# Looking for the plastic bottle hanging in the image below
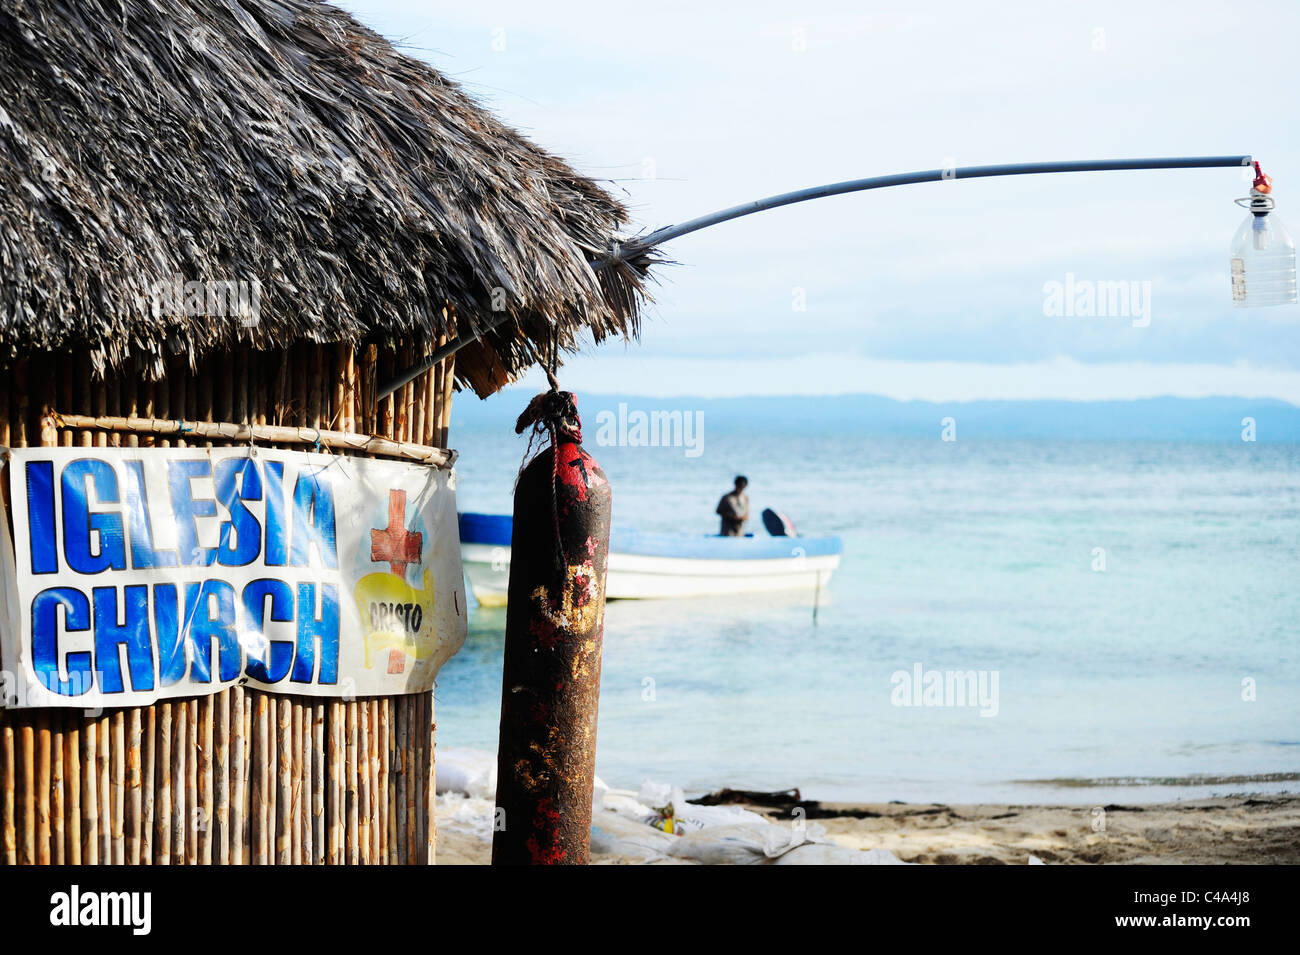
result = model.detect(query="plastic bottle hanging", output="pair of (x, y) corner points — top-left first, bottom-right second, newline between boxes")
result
(1230, 162), (1298, 307)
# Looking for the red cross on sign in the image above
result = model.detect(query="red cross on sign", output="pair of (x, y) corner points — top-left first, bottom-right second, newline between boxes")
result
(370, 489), (422, 577)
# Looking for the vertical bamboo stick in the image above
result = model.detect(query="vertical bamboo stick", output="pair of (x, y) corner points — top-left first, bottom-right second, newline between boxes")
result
(346, 700), (359, 864)
(242, 692), (252, 861)
(171, 701), (187, 864)
(361, 701), (377, 867)
(185, 699), (198, 864)
(428, 693), (437, 865)
(396, 696), (408, 865)
(312, 702), (325, 865)
(413, 350), (427, 450)
(18, 720), (34, 865)
(127, 708), (142, 864)
(292, 702), (304, 865)
(123, 373), (139, 448)
(235, 346), (249, 426)
(65, 717), (80, 865)
(277, 698), (291, 865)
(199, 695), (213, 864)
(141, 706), (155, 864)
(35, 714), (50, 865)
(97, 715), (110, 863)
(412, 694), (424, 865)
(383, 698), (394, 864)
(266, 692), (277, 865)
(368, 699), (381, 863)
(111, 710), (125, 864)
(170, 364), (187, 448)
(215, 690), (230, 865)
(14, 358), (29, 448)
(441, 352), (455, 448)
(327, 703), (342, 864)
(230, 686), (246, 865)
(302, 706), (313, 865)
(430, 357), (442, 446)
(50, 704), (65, 865)
(1, 713), (13, 865)
(155, 703), (171, 864)
(82, 712), (98, 864)
(334, 343), (352, 433)
(254, 693), (269, 865)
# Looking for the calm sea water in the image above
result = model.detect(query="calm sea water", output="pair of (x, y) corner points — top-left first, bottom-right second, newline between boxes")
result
(435, 424), (1300, 804)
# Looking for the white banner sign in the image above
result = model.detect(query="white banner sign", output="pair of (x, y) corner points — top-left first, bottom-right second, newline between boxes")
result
(0, 446), (466, 709)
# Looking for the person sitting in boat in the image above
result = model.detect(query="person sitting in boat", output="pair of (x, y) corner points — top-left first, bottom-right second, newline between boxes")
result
(716, 476), (750, 536)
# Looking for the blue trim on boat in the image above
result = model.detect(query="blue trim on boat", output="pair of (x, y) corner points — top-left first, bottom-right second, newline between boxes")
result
(458, 512), (842, 560)
(458, 511), (514, 547)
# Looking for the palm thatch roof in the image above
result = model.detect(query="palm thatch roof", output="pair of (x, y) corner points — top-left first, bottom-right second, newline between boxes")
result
(0, 0), (656, 396)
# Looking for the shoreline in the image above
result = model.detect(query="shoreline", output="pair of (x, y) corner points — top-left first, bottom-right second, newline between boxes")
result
(435, 792), (1300, 864)
(754, 794), (1300, 864)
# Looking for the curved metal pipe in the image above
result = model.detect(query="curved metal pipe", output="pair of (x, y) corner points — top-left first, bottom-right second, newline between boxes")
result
(378, 155), (1252, 400)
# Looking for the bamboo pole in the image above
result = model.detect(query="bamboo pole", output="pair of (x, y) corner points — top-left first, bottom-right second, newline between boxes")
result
(49, 712), (64, 865)
(293, 701), (304, 865)
(186, 699), (198, 864)
(35, 714), (49, 865)
(242, 691), (253, 861)
(199, 695), (214, 864)
(308, 701), (321, 867)
(230, 686), (246, 865)
(346, 700), (359, 865)
(428, 693), (437, 865)
(18, 718), (33, 865)
(366, 696), (379, 862)
(49, 414), (455, 465)
(267, 693), (277, 865)
(111, 710), (125, 864)
(396, 696), (408, 865)
(328, 703), (343, 864)
(431, 350), (447, 446)
(81, 712), (98, 864)
(97, 715), (110, 863)
(277, 698), (291, 865)
(1, 713), (13, 865)
(171, 701), (187, 865)
(412, 694), (424, 865)
(214, 691), (229, 864)
(65, 715), (81, 866)
(383, 699), (394, 864)
(141, 706), (155, 865)
(127, 708), (143, 864)
(155, 703), (171, 864)
(254, 694), (269, 865)
(359, 700), (372, 865)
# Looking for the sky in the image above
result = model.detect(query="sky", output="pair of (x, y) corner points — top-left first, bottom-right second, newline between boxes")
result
(339, 0), (1300, 402)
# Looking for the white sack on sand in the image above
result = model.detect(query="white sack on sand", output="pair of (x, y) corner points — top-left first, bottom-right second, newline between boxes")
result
(435, 748), (498, 799)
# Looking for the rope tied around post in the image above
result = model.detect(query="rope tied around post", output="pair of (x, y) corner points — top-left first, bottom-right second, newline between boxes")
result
(514, 333), (583, 584)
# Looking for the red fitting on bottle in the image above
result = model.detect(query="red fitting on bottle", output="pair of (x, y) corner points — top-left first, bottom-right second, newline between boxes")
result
(1252, 161), (1273, 195)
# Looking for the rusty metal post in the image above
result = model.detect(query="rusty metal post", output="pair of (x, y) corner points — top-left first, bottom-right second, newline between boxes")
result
(492, 393), (611, 865)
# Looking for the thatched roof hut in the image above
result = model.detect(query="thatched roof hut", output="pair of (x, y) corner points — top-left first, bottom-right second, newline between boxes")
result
(0, 0), (652, 397)
(0, 0), (655, 867)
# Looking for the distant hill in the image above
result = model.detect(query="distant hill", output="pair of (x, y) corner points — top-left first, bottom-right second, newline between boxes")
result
(452, 392), (1300, 443)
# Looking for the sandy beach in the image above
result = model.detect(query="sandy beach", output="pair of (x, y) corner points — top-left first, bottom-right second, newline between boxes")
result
(435, 793), (1300, 865)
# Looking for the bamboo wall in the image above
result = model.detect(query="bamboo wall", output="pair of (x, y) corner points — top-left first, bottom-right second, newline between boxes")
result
(0, 340), (456, 864)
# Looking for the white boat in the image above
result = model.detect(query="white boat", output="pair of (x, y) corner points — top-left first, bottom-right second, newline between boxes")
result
(459, 512), (842, 606)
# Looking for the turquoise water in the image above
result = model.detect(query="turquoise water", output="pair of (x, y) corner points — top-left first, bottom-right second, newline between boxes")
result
(436, 424), (1300, 804)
